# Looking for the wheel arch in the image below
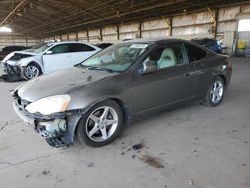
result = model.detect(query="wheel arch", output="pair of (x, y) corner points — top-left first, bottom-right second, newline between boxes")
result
(72, 97), (131, 142)
(218, 74), (227, 86)
(110, 97), (131, 125)
(27, 61), (43, 74)
(73, 97), (131, 130)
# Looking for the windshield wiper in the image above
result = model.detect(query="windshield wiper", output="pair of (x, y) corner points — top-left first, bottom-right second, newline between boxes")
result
(86, 66), (117, 73)
(77, 64), (121, 73)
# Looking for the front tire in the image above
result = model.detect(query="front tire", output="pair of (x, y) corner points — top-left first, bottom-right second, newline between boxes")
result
(23, 63), (41, 80)
(76, 100), (123, 147)
(204, 76), (225, 106)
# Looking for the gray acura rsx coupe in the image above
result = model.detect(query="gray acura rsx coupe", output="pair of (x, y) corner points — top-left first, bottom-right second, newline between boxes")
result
(12, 38), (232, 147)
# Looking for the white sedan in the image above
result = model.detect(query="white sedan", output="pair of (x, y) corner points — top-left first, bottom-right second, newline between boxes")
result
(2, 41), (101, 80)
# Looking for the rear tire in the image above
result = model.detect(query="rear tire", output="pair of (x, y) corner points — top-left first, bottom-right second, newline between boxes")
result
(204, 76), (224, 107)
(23, 63), (41, 80)
(76, 100), (123, 147)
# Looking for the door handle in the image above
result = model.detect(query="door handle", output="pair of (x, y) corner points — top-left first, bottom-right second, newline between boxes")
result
(184, 71), (199, 77)
(184, 72), (192, 77)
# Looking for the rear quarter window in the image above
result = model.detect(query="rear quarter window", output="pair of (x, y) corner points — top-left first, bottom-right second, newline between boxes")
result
(185, 43), (207, 63)
(2, 47), (13, 51)
(15, 46), (26, 51)
(69, 43), (95, 52)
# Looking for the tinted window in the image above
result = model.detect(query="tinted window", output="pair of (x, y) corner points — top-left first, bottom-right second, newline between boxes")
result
(185, 43), (207, 62)
(69, 43), (95, 52)
(15, 46), (25, 51)
(2, 46), (14, 51)
(192, 39), (203, 45)
(50, 44), (71, 54)
(143, 43), (186, 70)
(205, 39), (215, 47)
(2, 46), (25, 52)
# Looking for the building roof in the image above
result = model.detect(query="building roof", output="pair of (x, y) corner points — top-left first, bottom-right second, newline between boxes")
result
(0, 0), (249, 37)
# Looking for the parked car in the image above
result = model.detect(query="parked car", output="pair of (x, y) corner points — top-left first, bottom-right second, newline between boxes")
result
(0, 45), (27, 60)
(2, 41), (101, 80)
(191, 38), (223, 54)
(12, 38), (232, 147)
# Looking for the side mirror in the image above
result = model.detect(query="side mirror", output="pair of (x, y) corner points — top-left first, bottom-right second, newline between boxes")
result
(141, 60), (157, 74)
(45, 50), (52, 55)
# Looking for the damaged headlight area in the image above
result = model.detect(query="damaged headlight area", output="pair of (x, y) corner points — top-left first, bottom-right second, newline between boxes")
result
(13, 93), (81, 147)
(25, 95), (71, 115)
(3, 63), (22, 78)
(36, 119), (67, 138)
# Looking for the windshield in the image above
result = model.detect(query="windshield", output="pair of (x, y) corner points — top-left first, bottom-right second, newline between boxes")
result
(81, 43), (151, 72)
(30, 43), (53, 53)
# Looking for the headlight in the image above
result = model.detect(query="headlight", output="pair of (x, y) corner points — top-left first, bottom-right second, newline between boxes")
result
(16, 60), (22, 66)
(25, 95), (70, 115)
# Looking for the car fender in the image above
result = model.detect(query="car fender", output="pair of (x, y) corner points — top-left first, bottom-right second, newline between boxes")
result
(69, 93), (132, 117)
(67, 78), (133, 121)
(18, 57), (35, 66)
(65, 95), (131, 144)
(23, 54), (44, 73)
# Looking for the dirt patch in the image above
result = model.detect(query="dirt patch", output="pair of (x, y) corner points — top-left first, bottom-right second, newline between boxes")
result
(42, 170), (50, 175)
(87, 162), (94, 168)
(132, 143), (144, 150)
(140, 155), (165, 169)
(120, 141), (145, 156)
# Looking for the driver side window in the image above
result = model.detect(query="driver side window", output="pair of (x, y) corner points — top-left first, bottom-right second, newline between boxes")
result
(50, 44), (70, 54)
(143, 44), (186, 70)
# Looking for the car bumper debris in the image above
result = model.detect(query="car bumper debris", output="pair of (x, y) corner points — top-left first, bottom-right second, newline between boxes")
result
(12, 91), (82, 147)
(3, 62), (23, 81)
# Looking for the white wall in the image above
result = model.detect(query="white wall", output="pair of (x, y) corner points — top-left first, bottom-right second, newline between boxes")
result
(42, 3), (250, 55)
(48, 4), (248, 41)
(0, 34), (40, 48)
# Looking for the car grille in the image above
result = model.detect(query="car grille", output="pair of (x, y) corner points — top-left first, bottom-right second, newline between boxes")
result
(4, 63), (21, 75)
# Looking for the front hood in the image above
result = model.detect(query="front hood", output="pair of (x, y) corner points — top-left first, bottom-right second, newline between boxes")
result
(3, 51), (37, 62)
(12, 51), (37, 56)
(17, 67), (116, 102)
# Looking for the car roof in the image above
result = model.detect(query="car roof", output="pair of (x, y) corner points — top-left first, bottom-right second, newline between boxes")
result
(191, 38), (216, 41)
(123, 38), (190, 44)
(3, 45), (26, 48)
(45, 41), (92, 45)
(124, 38), (215, 54)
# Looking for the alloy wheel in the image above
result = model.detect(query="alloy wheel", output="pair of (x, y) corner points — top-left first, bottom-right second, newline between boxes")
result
(24, 66), (40, 79)
(85, 106), (118, 142)
(210, 80), (224, 104)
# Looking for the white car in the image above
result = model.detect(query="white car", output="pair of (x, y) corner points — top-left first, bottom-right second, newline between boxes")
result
(2, 41), (101, 80)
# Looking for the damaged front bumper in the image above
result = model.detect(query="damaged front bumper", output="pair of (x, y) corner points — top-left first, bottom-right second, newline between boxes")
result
(13, 95), (82, 147)
(3, 62), (23, 80)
